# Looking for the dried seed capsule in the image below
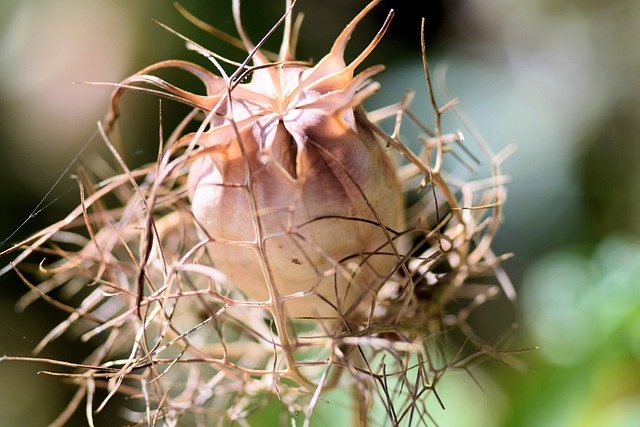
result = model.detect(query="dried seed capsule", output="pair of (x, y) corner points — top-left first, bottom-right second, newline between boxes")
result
(185, 1), (404, 321)
(103, 0), (404, 322)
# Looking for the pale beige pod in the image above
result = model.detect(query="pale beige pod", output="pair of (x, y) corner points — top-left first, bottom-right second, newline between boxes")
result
(186, 0), (404, 321)
(105, 0), (404, 322)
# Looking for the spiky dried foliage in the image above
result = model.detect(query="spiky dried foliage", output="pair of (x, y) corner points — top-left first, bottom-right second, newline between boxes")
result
(1, 0), (515, 425)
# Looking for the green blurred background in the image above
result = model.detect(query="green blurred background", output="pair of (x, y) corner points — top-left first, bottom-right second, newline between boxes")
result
(1, 0), (639, 425)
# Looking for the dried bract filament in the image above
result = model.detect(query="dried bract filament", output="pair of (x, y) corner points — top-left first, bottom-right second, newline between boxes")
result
(110, 0), (404, 323)
(0, 0), (515, 425)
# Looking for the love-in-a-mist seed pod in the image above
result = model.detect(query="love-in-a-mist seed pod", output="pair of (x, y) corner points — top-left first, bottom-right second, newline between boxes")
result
(185, 2), (404, 323)
(109, 0), (405, 326)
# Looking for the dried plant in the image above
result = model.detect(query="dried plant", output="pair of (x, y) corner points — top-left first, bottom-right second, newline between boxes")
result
(1, 0), (516, 425)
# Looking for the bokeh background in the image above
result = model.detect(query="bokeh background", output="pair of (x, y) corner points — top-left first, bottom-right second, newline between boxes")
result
(1, 0), (639, 425)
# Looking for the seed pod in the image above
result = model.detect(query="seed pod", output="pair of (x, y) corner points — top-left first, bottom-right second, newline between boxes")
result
(186, 0), (404, 321)
(104, 0), (403, 323)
